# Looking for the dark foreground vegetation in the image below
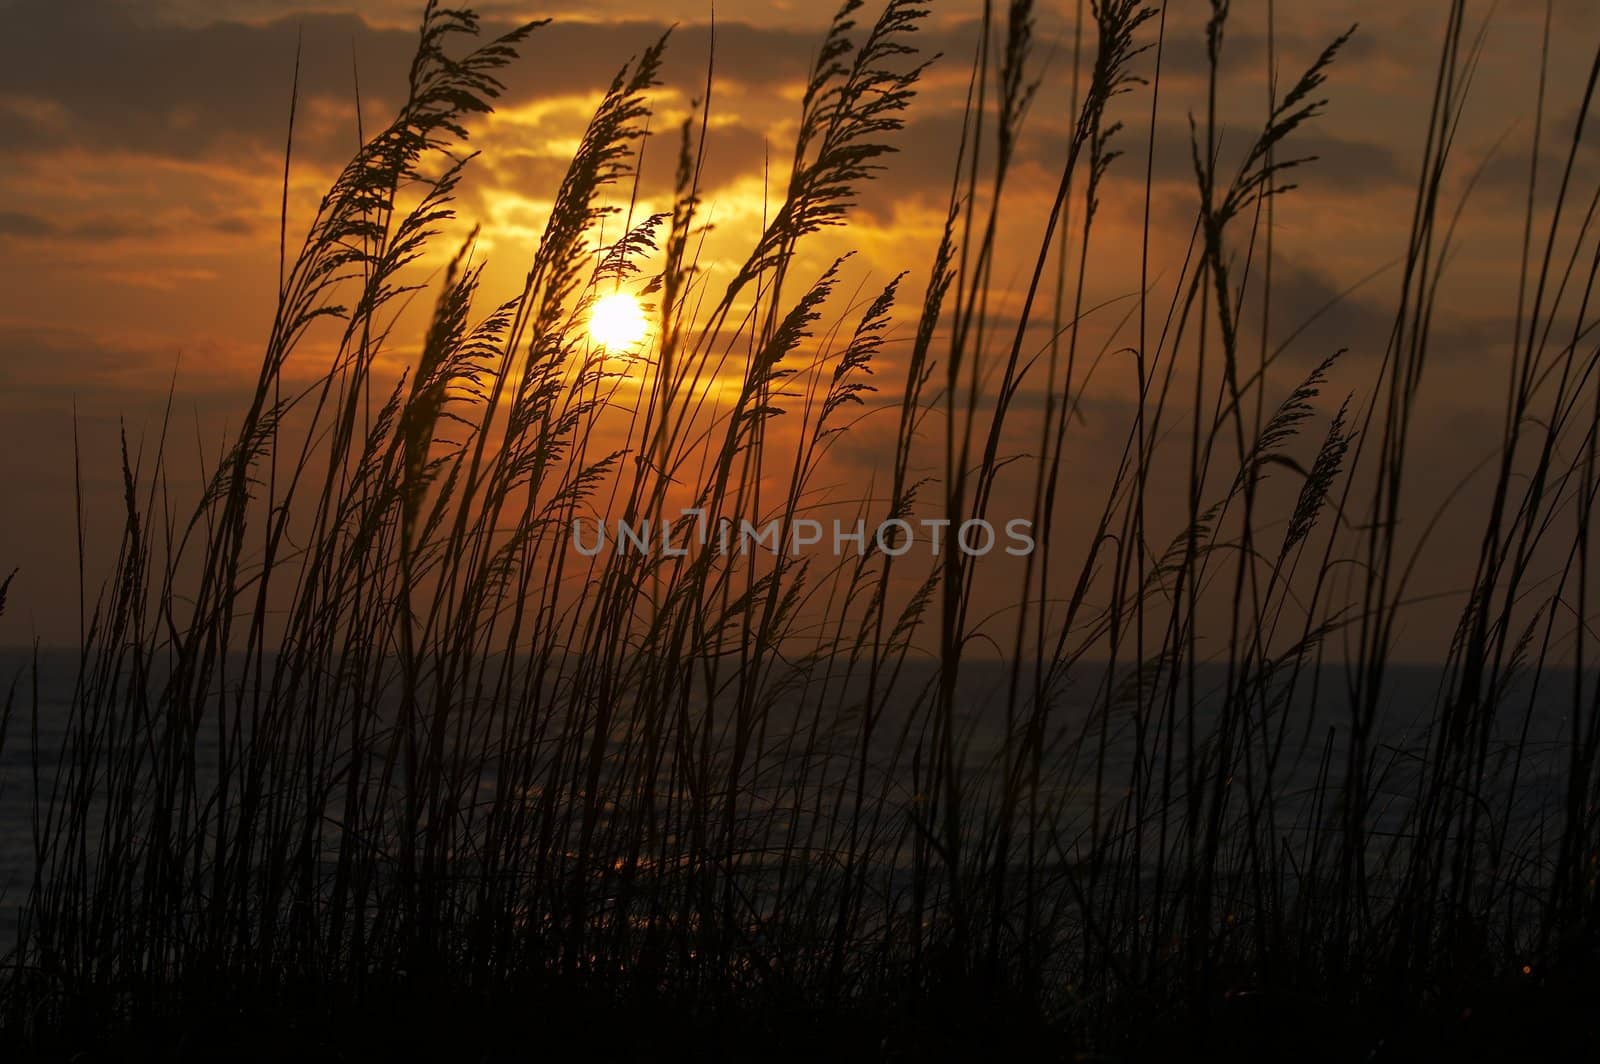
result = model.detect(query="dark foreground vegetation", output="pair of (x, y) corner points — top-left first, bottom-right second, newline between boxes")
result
(4, 0), (1600, 1058)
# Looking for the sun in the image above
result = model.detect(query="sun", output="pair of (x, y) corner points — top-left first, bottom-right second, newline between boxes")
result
(588, 291), (649, 351)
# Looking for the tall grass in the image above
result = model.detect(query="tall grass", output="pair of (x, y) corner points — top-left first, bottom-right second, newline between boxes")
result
(4, 0), (1600, 1058)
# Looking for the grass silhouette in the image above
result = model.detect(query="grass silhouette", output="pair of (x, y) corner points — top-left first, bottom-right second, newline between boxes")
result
(3, 0), (1600, 1059)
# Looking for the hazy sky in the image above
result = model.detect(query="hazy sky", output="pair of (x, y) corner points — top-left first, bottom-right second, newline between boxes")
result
(1, 0), (1596, 652)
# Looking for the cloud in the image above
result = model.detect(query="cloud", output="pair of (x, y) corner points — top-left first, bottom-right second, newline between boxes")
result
(0, 0), (1589, 652)
(0, 324), (179, 400)
(2, 1), (411, 167)
(0, 322), (262, 406)
(0, 207), (248, 243)
(0, 3), (869, 172)
(0, 210), (53, 238)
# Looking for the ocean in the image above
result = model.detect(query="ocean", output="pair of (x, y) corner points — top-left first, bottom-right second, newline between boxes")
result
(0, 649), (1580, 954)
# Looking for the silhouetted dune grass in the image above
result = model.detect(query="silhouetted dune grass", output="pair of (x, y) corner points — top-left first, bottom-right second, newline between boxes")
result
(3, 0), (1600, 1059)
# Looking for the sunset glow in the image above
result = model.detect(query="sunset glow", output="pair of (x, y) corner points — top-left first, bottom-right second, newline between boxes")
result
(5, 2), (1600, 1057)
(588, 291), (649, 351)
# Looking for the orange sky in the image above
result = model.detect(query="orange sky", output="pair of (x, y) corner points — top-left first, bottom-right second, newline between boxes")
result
(1, 0), (1596, 655)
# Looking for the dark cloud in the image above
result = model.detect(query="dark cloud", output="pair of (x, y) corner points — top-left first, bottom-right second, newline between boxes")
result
(0, 1), (909, 171)
(1284, 131), (1407, 192)
(0, 0), (1403, 223)
(0, 324), (168, 398)
(2, 0), (410, 166)
(861, 45), (1410, 219)
(1240, 260), (1521, 380)
(1474, 133), (1598, 199)
(1249, 262), (1399, 367)
(0, 324), (254, 405)
(1128, 10), (1379, 87)
(0, 210), (53, 238)
(0, 207), (258, 243)
(0, 211), (152, 242)
(1133, 117), (1406, 195)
